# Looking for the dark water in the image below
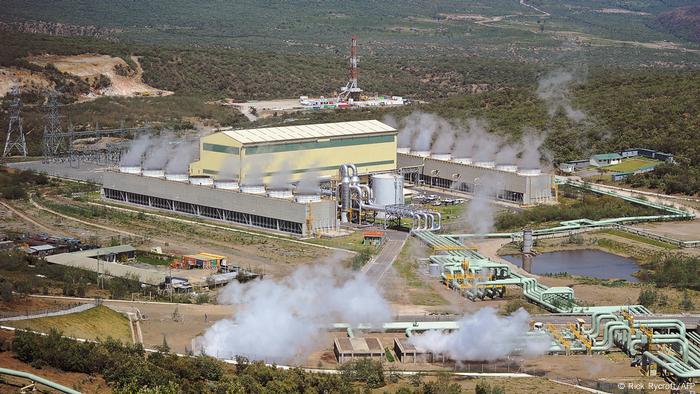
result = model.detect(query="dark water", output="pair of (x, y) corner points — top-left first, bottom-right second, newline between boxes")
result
(502, 250), (639, 282)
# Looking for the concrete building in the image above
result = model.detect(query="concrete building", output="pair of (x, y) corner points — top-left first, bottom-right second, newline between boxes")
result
(397, 153), (555, 205)
(590, 153), (622, 167)
(189, 120), (397, 184)
(333, 337), (384, 363)
(102, 171), (338, 236)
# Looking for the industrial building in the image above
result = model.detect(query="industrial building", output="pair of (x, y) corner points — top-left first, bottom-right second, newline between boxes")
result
(104, 119), (444, 236)
(102, 171), (338, 236)
(397, 152), (555, 205)
(189, 120), (397, 184)
(333, 337), (384, 363)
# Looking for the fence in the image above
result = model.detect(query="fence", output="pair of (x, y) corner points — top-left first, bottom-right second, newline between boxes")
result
(0, 301), (94, 321)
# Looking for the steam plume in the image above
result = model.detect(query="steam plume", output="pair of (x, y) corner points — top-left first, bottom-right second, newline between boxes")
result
(143, 134), (174, 170)
(199, 262), (391, 363)
(120, 133), (152, 166)
(165, 139), (198, 174)
(463, 173), (503, 235)
(536, 70), (585, 123)
(408, 307), (550, 361)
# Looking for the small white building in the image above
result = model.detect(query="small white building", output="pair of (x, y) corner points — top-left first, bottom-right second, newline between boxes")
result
(590, 153), (623, 167)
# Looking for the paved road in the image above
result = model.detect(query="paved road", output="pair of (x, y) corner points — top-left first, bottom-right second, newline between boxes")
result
(362, 230), (409, 285)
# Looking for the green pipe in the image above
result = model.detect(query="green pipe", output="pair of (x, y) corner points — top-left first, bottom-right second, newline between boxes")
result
(645, 352), (700, 379)
(0, 368), (81, 394)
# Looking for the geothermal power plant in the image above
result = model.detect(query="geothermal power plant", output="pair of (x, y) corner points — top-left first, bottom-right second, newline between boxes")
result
(103, 119), (555, 236)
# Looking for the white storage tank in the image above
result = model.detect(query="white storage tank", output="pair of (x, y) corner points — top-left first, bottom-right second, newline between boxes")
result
(119, 166), (141, 175)
(240, 185), (266, 195)
(429, 262), (440, 277)
(431, 153), (452, 161)
(267, 189), (294, 199)
(371, 173), (404, 208)
(452, 157), (473, 165)
(189, 176), (214, 186)
(411, 151), (431, 158)
(473, 161), (496, 169)
(142, 169), (165, 178)
(517, 168), (542, 176)
(165, 173), (189, 182)
(213, 180), (240, 190)
(295, 194), (322, 203)
(495, 164), (518, 173)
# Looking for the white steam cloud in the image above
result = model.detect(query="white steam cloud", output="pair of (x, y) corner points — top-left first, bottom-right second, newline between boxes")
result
(165, 139), (198, 174)
(536, 70), (585, 123)
(463, 173), (503, 235)
(199, 262), (391, 363)
(120, 133), (152, 166)
(408, 307), (550, 361)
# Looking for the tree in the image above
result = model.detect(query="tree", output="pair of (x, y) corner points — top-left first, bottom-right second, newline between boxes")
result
(340, 358), (385, 388)
(637, 288), (657, 307)
(680, 290), (695, 311)
(0, 281), (13, 302)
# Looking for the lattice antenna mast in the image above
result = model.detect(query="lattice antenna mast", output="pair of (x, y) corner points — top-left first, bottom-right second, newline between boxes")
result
(339, 35), (363, 100)
(3, 86), (27, 157)
(42, 91), (65, 158)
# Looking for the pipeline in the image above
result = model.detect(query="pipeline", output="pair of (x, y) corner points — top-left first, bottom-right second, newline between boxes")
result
(0, 368), (81, 394)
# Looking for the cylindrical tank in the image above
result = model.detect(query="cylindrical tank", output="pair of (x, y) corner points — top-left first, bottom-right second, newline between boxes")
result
(517, 168), (542, 176)
(142, 169), (165, 178)
(371, 173), (404, 207)
(189, 176), (214, 186)
(430, 153), (452, 161)
(119, 166), (141, 175)
(452, 157), (473, 165)
(429, 263), (440, 277)
(213, 180), (240, 190)
(473, 161), (495, 169)
(396, 147), (411, 154)
(164, 173), (189, 182)
(295, 194), (322, 203)
(522, 228), (534, 254)
(495, 164), (518, 173)
(411, 151), (431, 158)
(240, 185), (266, 195)
(267, 189), (294, 199)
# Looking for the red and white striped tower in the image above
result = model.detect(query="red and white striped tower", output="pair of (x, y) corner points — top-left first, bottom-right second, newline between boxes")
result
(340, 35), (362, 100)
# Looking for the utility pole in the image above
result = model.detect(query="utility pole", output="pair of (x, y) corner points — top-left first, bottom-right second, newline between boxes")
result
(2, 86), (28, 158)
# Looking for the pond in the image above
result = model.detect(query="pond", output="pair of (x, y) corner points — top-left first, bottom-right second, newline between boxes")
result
(501, 249), (640, 282)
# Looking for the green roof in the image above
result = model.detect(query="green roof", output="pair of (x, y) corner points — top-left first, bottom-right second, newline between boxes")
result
(592, 153), (623, 160)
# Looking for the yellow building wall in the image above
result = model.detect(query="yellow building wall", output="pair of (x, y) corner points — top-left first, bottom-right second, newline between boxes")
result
(190, 132), (397, 184)
(189, 133), (243, 178)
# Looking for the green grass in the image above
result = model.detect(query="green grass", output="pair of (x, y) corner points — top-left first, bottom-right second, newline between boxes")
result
(307, 230), (369, 253)
(7, 305), (132, 342)
(599, 229), (679, 250)
(603, 158), (661, 173)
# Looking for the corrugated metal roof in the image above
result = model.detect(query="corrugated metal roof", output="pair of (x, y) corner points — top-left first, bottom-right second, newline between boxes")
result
(592, 153), (623, 160)
(221, 120), (395, 144)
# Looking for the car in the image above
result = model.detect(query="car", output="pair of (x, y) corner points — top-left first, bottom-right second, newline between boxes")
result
(431, 201), (442, 206)
(454, 198), (465, 205)
(443, 199), (455, 205)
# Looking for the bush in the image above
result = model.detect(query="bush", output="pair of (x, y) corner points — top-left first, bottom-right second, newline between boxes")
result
(340, 358), (385, 388)
(0, 281), (13, 302)
(351, 248), (374, 271)
(638, 288), (657, 307)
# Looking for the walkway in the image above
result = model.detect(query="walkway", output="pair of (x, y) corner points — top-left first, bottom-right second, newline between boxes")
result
(361, 230), (409, 285)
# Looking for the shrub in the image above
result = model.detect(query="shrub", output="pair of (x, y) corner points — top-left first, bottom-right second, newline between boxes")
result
(340, 358), (385, 388)
(637, 288), (657, 307)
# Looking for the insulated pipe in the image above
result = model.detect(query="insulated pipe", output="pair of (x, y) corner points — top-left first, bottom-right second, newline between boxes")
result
(0, 368), (81, 394)
(350, 185), (364, 220)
